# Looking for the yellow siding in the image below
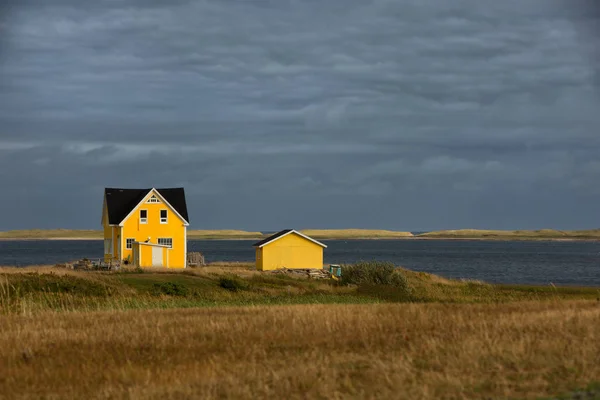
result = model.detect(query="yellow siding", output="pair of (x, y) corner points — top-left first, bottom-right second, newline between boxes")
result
(102, 208), (112, 261)
(255, 248), (263, 270)
(133, 243), (169, 268)
(103, 190), (187, 268)
(102, 205), (121, 262)
(257, 233), (323, 271)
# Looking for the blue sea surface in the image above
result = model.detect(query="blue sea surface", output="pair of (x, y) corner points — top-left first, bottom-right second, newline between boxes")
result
(1, 239), (599, 286)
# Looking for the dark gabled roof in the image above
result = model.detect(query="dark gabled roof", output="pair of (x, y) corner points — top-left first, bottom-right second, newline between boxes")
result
(252, 229), (327, 248)
(154, 188), (189, 223)
(252, 229), (293, 247)
(104, 188), (189, 225)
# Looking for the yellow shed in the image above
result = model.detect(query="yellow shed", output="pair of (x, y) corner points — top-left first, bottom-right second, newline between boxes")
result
(253, 229), (327, 271)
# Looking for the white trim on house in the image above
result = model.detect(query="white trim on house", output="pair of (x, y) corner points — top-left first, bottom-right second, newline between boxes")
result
(184, 226), (187, 268)
(157, 237), (173, 248)
(111, 228), (115, 257)
(254, 229), (328, 248)
(134, 241), (171, 248)
(146, 195), (160, 203)
(160, 209), (168, 224)
(118, 188), (189, 227)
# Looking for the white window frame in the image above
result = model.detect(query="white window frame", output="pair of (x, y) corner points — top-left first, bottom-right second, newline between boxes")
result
(158, 238), (172, 248)
(146, 195), (160, 204)
(140, 209), (148, 224)
(126, 238), (135, 250)
(160, 209), (168, 224)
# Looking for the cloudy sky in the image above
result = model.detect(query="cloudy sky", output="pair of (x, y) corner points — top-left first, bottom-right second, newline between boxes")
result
(0, 0), (599, 231)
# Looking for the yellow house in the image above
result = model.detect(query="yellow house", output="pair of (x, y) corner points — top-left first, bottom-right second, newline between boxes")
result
(101, 187), (190, 268)
(253, 229), (327, 271)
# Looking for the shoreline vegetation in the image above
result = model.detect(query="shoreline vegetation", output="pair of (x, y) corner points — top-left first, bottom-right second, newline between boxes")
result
(0, 262), (599, 399)
(2, 228), (600, 241)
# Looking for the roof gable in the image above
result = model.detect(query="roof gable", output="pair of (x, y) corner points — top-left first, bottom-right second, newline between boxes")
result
(252, 229), (327, 248)
(104, 188), (189, 225)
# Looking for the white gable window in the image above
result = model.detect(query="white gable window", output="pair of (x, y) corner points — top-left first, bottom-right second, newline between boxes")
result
(158, 238), (172, 248)
(160, 209), (168, 224)
(126, 238), (135, 249)
(140, 209), (148, 224)
(146, 195), (160, 204)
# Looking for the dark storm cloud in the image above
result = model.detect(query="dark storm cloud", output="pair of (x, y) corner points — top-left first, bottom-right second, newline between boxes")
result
(1, 0), (600, 230)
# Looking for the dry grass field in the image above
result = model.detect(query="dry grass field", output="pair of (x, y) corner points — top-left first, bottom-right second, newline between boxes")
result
(1, 264), (599, 399)
(1, 301), (599, 399)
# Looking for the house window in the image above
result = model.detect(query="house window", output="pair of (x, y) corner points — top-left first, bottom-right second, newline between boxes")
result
(158, 238), (172, 248)
(140, 209), (147, 224)
(160, 209), (168, 224)
(126, 238), (134, 249)
(147, 195), (160, 204)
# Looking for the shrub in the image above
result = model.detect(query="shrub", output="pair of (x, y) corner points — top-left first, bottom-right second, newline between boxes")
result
(219, 276), (249, 292)
(341, 261), (411, 293)
(2, 273), (111, 297)
(151, 282), (188, 296)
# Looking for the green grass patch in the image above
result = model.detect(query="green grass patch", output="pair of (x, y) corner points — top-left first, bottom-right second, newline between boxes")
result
(536, 382), (600, 400)
(1, 263), (598, 315)
(0, 272), (113, 297)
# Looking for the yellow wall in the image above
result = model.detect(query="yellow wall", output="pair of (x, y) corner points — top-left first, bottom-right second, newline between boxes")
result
(255, 248), (263, 270)
(133, 243), (169, 268)
(102, 191), (187, 268)
(102, 206), (120, 262)
(257, 233), (324, 271)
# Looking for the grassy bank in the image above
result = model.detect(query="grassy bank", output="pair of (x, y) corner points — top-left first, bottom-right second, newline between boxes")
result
(300, 229), (414, 239)
(0, 263), (598, 313)
(417, 229), (600, 240)
(1, 265), (599, 399)
(187, 230), (263, 239)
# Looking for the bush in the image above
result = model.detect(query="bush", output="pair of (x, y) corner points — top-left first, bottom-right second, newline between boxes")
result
(219, 276), (249, 292)
(341, 261), (411, 292)
(151, 282), (188, 296)
(3, 273), (111, 297)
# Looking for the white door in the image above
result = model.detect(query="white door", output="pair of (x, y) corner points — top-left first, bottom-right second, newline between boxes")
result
(152, 247), (163, 267)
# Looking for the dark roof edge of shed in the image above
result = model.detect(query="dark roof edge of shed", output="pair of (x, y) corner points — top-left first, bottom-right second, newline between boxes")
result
(252, 229), (327, 248)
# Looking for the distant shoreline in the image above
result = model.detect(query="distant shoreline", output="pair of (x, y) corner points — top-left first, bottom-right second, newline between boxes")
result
(2, 228), (600, 241)
(1, 235), (600, 242)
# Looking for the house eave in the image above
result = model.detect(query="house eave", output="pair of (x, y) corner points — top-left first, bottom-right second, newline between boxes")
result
(254, 229), (327, 249)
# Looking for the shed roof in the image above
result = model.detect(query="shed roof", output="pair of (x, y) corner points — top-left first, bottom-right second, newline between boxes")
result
(104, 188), (189, 225)
(252, 229), (327, 248)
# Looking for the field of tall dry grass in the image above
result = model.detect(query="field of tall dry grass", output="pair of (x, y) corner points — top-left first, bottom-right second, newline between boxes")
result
(0, 301), (599, 399)
(1, 265), (599, 399)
